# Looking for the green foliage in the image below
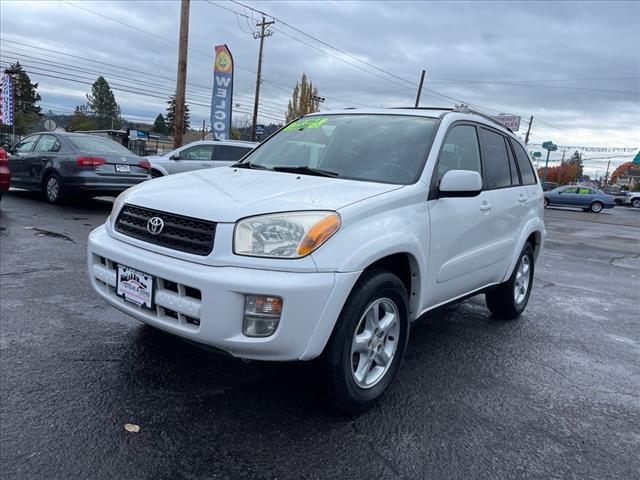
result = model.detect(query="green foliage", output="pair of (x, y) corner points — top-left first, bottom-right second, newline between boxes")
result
(166, 95), (190, 136)
(152, 113), (167, 134)
(285, 72), (320, 123)
(86, 76), (122, 129)
(69, 105), (95, 131)
(2, 62), (42, 135)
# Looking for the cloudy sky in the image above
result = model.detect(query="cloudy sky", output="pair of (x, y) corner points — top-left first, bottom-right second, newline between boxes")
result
(1, 0), (639, 176)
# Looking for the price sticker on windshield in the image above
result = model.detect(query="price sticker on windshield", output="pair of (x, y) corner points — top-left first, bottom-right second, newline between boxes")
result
(283, 118), (328, 132)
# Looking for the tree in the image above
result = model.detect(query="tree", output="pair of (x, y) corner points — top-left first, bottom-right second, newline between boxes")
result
(86, 76), (122, 129)
(537, 164), (581, 185)
(285, 72), (320, 122)
(69, 105), (95, 131)
(565, 150), (584, 179)
(2, 62), (42, 135)
(152, 113), (167, 134)
(166, 95), (190, 136)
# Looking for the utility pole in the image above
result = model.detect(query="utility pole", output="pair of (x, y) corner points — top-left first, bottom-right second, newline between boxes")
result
(202, 119), (205, 140)
(414, 70), (426, 107)
(558, 147), (565, 183)
(251, 15), (274, 142)
(173, 0), (190, 149)
(524, 115), (533, 144)
(603, 159), (612, 189)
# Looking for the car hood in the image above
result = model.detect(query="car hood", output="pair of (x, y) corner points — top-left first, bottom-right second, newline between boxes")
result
(119, 167), (403, 222)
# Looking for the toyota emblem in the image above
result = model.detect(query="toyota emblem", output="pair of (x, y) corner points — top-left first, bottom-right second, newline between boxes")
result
(147, 217), (164, 235)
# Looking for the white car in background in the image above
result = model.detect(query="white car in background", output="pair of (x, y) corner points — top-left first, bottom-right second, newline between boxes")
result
(147, 139), (257, 177)
(88, 107), (545, 411)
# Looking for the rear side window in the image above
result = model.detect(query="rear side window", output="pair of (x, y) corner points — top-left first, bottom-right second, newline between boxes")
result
(479, 128), (511, 189)
(511, 141), (537, 185)
(436, 125), (481, 183)
(213, 145), (252, 161)
(34, 135), (61, 153)
(578, 188), (593, 194)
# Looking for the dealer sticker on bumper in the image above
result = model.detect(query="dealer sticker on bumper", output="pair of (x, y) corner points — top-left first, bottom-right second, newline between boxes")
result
(116, 265), (154, 309)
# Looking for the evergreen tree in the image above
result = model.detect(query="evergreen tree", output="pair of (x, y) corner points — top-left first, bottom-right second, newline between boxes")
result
(166, 95), (190, 136)
(85, 76), (122, 129)
(2, 62), (42, 135)
(69, 105), (95, 131)
(152, 113), (167, 134)
(286, 72), (319, 122)
(565, 150), (584, 178)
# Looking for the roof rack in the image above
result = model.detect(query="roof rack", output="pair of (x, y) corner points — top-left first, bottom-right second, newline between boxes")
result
(388, 106), (455, 111)
(454, 105), (514, 133)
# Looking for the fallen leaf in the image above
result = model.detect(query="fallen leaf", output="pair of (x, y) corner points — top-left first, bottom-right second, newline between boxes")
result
(124, 423), (140, 433)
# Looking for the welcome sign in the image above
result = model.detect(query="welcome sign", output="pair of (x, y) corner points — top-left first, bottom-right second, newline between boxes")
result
(210, 44), (234, 140)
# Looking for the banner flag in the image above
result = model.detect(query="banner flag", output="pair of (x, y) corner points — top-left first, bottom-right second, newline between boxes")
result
(0, 74), (15, 127)
(210, 44), (234, 140)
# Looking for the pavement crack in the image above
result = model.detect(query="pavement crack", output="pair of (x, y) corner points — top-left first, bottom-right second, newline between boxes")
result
(351, 420), (402, 478)
(608, 253), (640, 265)
(24, 227), (76, 243)
(0, 266), (65, 276)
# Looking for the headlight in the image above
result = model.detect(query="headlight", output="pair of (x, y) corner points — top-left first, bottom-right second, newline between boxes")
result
(110, 192), (126, 224)
(234, 211), (341, 258)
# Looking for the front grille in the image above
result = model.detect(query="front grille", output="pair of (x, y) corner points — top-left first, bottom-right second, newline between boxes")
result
(115, 204), (215, 256)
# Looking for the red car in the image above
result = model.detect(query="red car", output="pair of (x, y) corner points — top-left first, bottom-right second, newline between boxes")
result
(0, 147), (10, 201)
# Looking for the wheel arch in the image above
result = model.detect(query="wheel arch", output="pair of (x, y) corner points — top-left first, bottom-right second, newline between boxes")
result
(501, 220), (545, 283)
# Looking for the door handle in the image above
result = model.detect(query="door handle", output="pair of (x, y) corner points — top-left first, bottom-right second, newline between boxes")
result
(518, 194), (528, 203)
(200, 162), (213, 166)
(480, 201), (493, 211)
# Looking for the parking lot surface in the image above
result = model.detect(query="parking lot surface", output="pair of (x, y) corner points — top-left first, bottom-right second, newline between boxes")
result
(1, 191), (639, 479)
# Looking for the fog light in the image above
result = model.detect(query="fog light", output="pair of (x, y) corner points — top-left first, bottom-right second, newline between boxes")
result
(243, 295), (283, 337)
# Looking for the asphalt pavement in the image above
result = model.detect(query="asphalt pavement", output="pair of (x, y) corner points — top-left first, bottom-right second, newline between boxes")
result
(1, 190), (639, 480)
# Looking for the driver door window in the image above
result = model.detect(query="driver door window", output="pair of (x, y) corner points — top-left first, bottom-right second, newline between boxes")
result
(436, 125), (481, 184)
(14, 136), (40, 153)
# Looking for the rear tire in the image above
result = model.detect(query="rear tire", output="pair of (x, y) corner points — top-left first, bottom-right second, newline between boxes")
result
(43, 173), (65, 204)
(632, 198), (640, 209)
(544, 197), (549, 208)
(590, 201), (603, 213)
(322, 269), (410, 413)
(485, 243), (534, 319)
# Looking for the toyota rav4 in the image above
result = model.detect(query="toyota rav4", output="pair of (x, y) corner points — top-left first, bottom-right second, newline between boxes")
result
(88, 107), (545, 411)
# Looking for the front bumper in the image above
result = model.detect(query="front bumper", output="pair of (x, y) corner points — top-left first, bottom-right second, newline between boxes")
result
(88, 225), (360, 360)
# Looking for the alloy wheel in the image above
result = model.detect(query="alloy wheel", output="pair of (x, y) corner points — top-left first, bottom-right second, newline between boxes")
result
(350, 298), (400, 389)
(513, 255), (531, 306)
(46, 176), (59, 202)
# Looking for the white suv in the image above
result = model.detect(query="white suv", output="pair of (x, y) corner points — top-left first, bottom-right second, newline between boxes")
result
(88, 108), (545, 411)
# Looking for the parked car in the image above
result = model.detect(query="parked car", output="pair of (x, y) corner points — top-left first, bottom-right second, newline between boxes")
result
(7, 132), (151, 204)
(0, 147), (10, 202)
(146, 140), (257, 177)
(603, 188), (629, 206)
(540, 181), (558, 192)
(625, 191), (640, 208)
(544, 185), (615, 213)
(88, 108), (546, 411)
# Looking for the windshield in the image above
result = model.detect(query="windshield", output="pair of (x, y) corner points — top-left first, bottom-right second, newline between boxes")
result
(239, 114), (438, 184)
(68, 135), (132, 154)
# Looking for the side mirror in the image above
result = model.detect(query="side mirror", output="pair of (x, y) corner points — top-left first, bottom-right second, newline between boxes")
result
(169, 154), (179, 160)
(438, 170), (482, 198)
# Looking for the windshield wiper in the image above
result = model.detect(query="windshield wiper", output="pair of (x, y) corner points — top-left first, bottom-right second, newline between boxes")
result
(233, 162), (270, 170)
(271, 165), (340, 178)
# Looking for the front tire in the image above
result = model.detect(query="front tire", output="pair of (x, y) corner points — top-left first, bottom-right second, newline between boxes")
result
(485, 243), (534, 319)
(632, 198), (640, 209)
(544, 197), (549, 208)
(44, 173), (65, 204)
(590, 201), (603, 213)
(322, 269), (410, 413)
(151, 170), (163, 179)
